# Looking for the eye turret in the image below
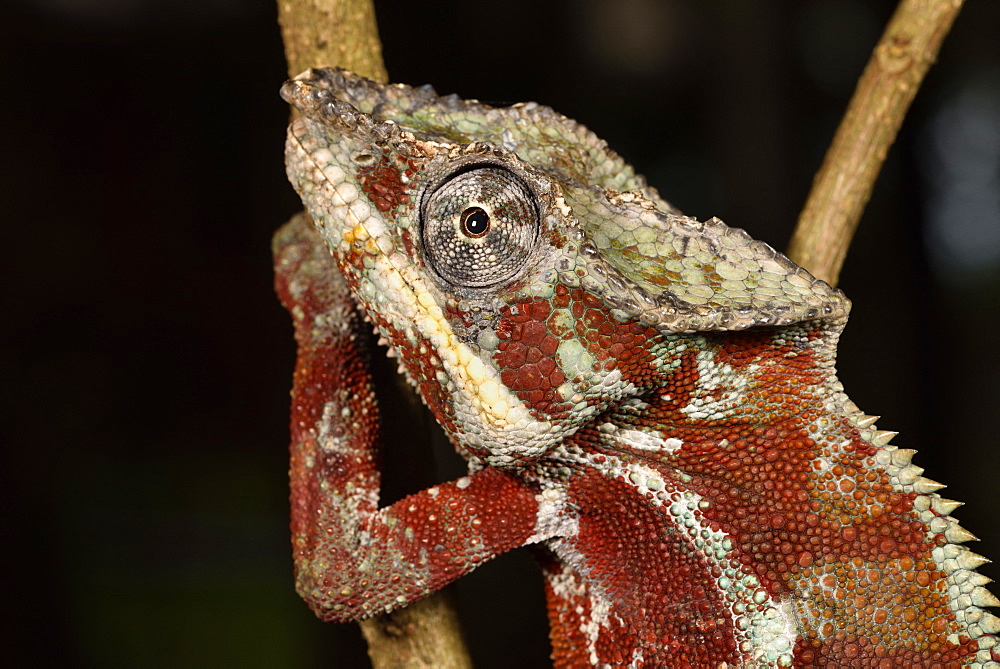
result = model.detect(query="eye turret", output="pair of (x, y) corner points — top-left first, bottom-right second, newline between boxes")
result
(422, 166), (539, 288)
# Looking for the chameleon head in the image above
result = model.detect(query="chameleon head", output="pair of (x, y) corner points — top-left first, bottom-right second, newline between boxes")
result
(281, 68), (849, 467)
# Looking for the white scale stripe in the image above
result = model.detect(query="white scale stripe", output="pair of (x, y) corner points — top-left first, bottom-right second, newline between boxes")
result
(619, 457), (797, 667)
(550, 442), (799, 667)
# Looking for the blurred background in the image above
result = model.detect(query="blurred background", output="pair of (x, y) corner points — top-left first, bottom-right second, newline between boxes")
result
(3, 0), (998, 666)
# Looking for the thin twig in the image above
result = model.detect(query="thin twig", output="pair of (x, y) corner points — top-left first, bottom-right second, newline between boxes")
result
(787, 0), (964, 285)
(277, 0), (387, 81)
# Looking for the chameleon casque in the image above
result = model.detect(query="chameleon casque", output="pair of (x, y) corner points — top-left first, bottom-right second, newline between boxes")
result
(274, 68), (999, 667)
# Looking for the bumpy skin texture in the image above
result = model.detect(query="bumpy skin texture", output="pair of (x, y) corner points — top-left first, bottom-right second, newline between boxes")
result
(275, 68), (999, 667)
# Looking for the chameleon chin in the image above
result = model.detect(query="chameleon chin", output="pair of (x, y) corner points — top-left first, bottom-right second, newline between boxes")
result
(274, 68), (999, 667)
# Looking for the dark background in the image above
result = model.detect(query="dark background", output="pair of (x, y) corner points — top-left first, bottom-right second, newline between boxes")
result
(4, 0), (998, 666)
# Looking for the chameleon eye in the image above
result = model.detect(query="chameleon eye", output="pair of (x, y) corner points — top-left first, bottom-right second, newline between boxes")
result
(422, 166), (538, 288)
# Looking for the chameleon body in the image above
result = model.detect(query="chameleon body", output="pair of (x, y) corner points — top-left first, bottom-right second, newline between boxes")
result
(274, 68), (999, 667)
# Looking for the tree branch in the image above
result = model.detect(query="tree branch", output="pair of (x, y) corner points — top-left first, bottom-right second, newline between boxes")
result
(360, 594), (473, 669)
(277, 0), (387, 81)
(787, 0), (964, 285)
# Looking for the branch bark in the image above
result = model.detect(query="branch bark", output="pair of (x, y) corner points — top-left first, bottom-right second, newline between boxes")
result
(276, 2), (472, 667)
(360, 594), (473, 669)
(277, 0), (387, 81)
(787, 0), (964, 285)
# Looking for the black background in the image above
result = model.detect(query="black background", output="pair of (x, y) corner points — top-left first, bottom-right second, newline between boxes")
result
(4, 1), (999, 666)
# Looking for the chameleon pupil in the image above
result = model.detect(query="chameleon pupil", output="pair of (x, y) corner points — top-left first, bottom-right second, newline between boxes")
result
(461, 207), (490, 237)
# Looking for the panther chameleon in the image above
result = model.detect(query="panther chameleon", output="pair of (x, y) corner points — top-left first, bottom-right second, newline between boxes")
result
(273, 68), (999, 667)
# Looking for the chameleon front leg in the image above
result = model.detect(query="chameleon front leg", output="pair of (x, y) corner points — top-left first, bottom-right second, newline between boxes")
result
(273, 214), (549, 622)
